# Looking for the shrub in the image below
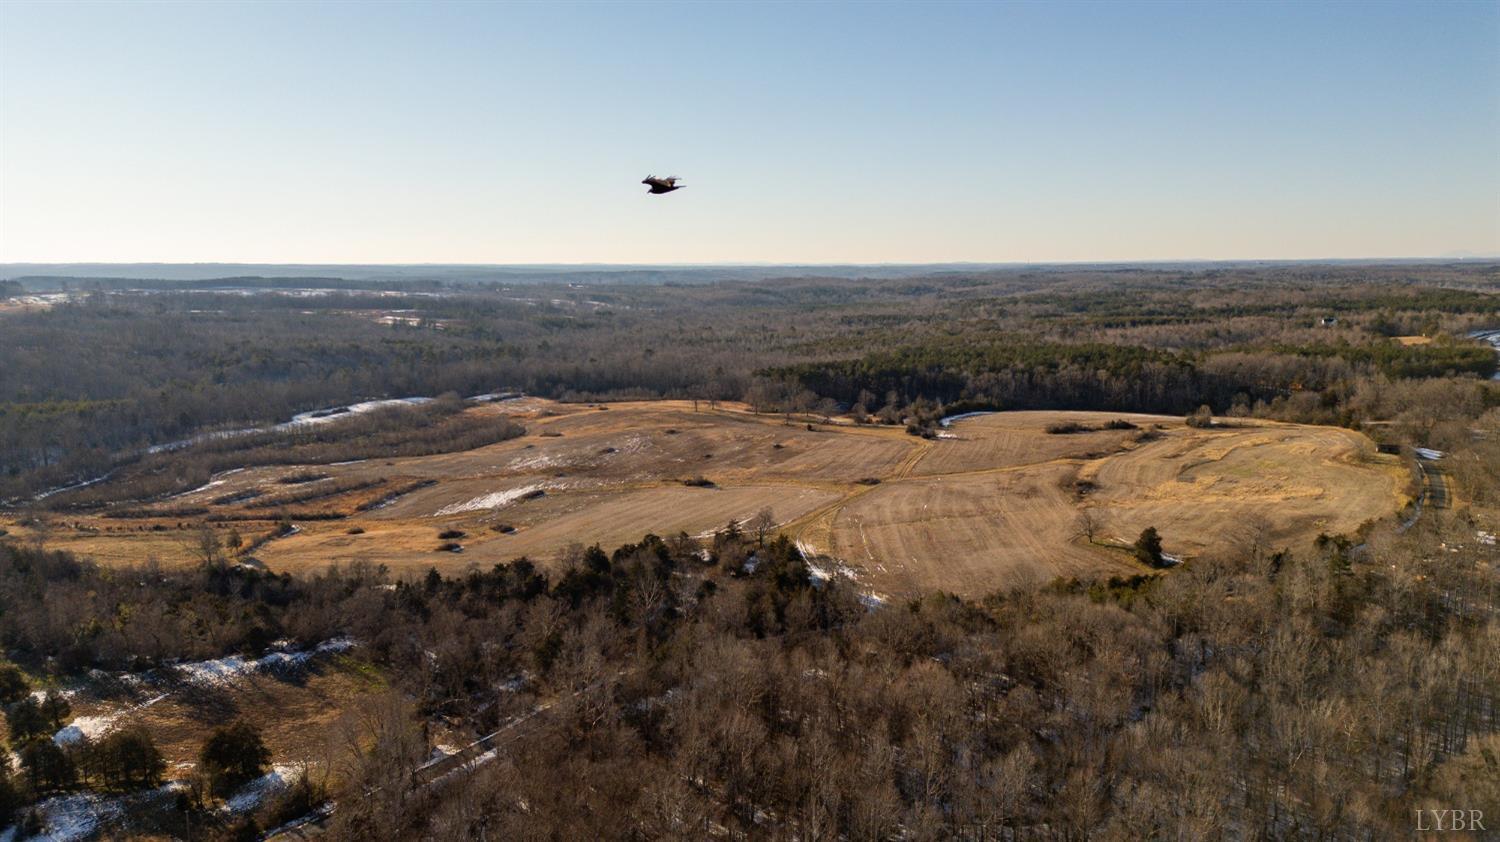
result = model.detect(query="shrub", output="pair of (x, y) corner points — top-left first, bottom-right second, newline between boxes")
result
(437, 542), (463, 552)
(1045, 421), (1091, 435)
(277, 471), (329, 485)
(1185, 406), (1214, 428)
(200, 721), (270, 797)
(4, 697), (50, 743)
(0, 663), (29, 705)
(437, 529), (465, 540)
(1134, 527), (1165, 567)
(682, 476), (715, 488)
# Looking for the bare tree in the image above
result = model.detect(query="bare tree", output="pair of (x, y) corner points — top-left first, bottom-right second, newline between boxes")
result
(189, 525), (225, 570)
(1074, 509), (1101, 544)
(749, 508), (776, 546)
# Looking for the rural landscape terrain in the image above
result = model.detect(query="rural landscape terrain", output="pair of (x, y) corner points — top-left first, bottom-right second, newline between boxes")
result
(6, 398), (1407, 600)
(0, 262), (1496, 840)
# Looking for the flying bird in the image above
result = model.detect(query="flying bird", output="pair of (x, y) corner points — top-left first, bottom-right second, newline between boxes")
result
(642, 175), (683, 195)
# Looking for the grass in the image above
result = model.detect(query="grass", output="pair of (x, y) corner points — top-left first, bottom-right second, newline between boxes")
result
(7, 399), (1408, 597)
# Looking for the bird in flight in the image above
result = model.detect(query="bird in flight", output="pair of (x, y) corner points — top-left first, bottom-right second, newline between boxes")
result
(642, 175), (683, 195)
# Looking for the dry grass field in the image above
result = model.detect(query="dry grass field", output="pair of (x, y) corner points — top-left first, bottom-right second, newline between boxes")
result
(0, 651), (390, 774)
(4, 400), (1411, 598)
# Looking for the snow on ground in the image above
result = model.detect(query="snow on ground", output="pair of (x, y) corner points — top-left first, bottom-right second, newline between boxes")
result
(23, 792), (125, 842)
(224, 764), (298, 813)
(796, 540), (893, 609)
(794, 539), (820, 562)
(1478, 531), (1496, 546)
(286, 397), (432, 427)
(168, 477), (228, 500)
(435, 483), (548, 516)
(32, 471), (116, 501)
(505, 451), (566, 471)
(53, 708), (135, 745)
(939, 411), (997, 428)
(45, 640), (354, 753)
(1414, 447), (1445, 460)
(173, 637), (354, 686)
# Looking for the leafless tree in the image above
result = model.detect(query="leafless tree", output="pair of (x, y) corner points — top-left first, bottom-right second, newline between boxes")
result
(749, 508), (776, 546)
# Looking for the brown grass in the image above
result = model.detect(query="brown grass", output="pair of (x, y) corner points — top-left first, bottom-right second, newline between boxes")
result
(5, 400), (1409, 598)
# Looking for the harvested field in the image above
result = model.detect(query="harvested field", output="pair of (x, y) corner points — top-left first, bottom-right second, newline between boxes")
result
(3, 401), (1410, 597)
(276, 483), (843, 576)
(830, 466), (1140, 592)
(1083, 422), (1397, 555)
(913, 411), (1165, 476)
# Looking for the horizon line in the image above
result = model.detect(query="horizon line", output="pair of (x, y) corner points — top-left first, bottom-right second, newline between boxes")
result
(5, 256), (1500, 270)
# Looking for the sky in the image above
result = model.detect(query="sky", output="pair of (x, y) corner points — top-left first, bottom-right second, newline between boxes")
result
(1, 0), (1497, 264)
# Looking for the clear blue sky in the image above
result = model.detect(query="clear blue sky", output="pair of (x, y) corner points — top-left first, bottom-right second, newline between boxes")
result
(1, 0), (1496, 263)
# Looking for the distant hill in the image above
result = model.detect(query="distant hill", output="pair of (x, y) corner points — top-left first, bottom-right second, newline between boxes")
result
(5, 259), (1495, 292)
(0, 262), (1024, 288)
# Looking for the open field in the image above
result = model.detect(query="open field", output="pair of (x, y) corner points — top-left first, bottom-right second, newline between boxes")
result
(3, 400), (1410, 598)
(0, 645), (392, 776)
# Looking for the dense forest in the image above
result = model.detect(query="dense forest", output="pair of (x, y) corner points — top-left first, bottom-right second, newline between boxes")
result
(3, 263), (1497, 504)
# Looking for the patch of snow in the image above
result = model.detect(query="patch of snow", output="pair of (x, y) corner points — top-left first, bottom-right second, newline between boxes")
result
(27, 793), (124, 841)
(506, 452), (564, 471)
(435, 484), (547, 516)
(170, 477), (227, 500)
(172, 637), (354, 686)
(53, 715), (113, 745)
(1414, 447), (1445, 461)
(1478, 531), (1496, 546)
(224, 764), (297, 813)
(806, 560), (831, 584)
(939, 411), (997, 428)
(286, 397), (432, 427)
(33, 471), (115, 501)
(145, 397), (434, 455)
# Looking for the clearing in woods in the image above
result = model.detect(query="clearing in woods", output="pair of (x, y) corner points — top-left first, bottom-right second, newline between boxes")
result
(9, 401), (1409, 598)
